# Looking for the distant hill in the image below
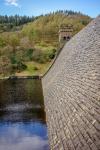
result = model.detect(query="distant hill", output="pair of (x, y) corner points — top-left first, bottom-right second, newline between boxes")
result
(22, 11), (91, 47)
(0, 10), (91, 77)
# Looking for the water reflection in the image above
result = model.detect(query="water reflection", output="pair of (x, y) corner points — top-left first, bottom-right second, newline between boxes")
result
(0, 79), (49, 150)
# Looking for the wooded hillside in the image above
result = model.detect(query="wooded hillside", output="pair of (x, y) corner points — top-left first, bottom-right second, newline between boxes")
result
(0, 10), (91, 77)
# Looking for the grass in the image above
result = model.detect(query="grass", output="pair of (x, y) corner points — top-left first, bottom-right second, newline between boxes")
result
(15, 61), (51, 76)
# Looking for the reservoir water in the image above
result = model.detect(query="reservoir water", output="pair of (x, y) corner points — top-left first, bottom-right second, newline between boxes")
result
(0, 78), (49, 150)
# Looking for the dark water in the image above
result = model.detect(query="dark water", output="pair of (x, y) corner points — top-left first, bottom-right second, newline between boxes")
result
(0, 79), (49, 150)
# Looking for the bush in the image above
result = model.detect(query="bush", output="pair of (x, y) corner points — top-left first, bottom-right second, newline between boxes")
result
(32, 49), (46, 63)
(0, 37), (6, 47)
(32, 48), (56, 63)
(46, 48), (56, 59)
(11, 62), (27, 72)
(10, 55), (27, 72)
(26, 48), (34, 61)
(33, 66), (38, 70)
(10, 55), (18, 64)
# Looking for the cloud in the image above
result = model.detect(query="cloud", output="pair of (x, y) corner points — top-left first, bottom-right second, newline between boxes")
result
(0, 136), (48, 150)
(0, 124), (49, 150)
(5, 0), (19, 7)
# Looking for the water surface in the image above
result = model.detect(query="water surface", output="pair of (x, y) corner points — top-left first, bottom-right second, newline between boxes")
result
(0, 78), (49, 150)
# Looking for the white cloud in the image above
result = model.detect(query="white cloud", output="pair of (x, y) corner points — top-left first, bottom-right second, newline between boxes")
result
(5, 0), (19, 7)
(0, 125), (49, 150)
(0, 135), (48, 150)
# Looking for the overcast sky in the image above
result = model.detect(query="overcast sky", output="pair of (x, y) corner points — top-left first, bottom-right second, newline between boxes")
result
(0, 0), (100, 17)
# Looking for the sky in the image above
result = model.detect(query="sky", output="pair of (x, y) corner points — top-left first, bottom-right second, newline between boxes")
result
(0, 0), (100, 17)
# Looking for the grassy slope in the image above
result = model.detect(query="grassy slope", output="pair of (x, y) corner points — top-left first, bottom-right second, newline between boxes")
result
(22, 13), (91, 46)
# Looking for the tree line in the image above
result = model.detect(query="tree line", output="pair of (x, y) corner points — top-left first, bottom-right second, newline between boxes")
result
(0, 10), (88, 26)
(0, 15), (35, 26)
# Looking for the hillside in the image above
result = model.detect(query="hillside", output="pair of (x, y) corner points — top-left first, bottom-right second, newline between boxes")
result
(0, 15), (35, 33)
(0, 11), (91, 77)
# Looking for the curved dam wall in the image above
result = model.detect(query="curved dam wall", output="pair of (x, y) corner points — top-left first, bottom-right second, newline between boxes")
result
(42, 16), (100, 150)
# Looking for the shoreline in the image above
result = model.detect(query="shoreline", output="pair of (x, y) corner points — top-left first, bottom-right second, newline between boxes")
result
(0, 75), (42, 80)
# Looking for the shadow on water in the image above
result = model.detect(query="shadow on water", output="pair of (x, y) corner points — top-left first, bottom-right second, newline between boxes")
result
(0, 78), (49, 150)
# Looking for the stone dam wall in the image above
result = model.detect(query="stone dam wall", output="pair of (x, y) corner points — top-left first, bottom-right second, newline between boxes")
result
(42, 16), (100, 150)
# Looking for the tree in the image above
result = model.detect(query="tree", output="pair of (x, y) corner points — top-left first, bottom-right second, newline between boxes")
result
(9, 35), (20, 53)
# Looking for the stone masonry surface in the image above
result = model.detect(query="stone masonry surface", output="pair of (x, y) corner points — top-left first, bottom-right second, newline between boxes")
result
(42, 16), (100, 150)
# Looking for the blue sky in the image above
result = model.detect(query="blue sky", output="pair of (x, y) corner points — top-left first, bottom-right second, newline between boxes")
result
(0, 0), (100, 17)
